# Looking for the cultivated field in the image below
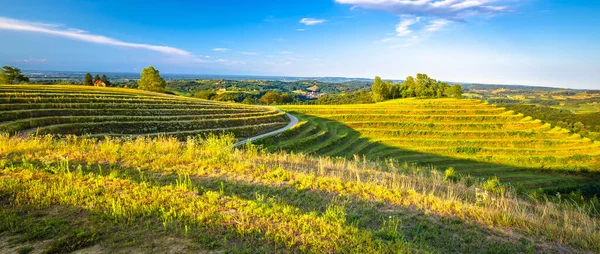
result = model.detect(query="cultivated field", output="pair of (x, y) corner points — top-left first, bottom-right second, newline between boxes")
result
(261, 99), (600, 193)
(0, 85), (289, 139)
(1, 135), (598, 253)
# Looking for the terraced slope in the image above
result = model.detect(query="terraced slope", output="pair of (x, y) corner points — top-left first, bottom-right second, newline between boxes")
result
(260, 99), (600, 193)
(0, 85), (289, 139)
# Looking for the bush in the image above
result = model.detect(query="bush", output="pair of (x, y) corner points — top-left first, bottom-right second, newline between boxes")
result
(444, 167), (459, 183)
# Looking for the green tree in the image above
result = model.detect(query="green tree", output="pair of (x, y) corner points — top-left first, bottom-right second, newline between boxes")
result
(371, 76), (388, 102)
(258, 91), (282, 104)
(390, 84), (401, 99)
(84, 73), (93, 86)
(449, 84), (463, 98)
(1, 66), (29, 84)
(194, 90), (217, 100)
(101, 74), (109, 85)
(94, 74), (100, 83)
(0, 70), (6, 84)
(401, 76), (416, 98)
(138, 66), (166, 92)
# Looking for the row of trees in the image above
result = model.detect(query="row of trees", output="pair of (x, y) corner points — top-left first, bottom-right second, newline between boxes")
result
(372, 74), (463, 102)
(194, 90), (298, 105)
(83, 73), (110, 86)
(0, 66), (29, 84)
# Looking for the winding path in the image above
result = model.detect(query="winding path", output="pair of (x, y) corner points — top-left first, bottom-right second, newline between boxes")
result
(234, 112), (299, 147)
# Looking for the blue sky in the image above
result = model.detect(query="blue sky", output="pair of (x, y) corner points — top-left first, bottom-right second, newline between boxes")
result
(0, 0), (599, 89)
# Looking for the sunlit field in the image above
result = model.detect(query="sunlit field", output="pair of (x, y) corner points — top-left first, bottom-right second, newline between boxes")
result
(261, 98), (600, 194)
(1, 134), (599, 252)
(0, 85), (288, 139)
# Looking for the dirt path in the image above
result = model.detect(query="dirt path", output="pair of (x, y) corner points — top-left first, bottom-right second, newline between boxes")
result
(234, 112), (298, 147)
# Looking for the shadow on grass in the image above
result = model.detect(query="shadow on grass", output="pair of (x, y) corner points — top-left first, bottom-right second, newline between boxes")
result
(1, 158), (541, 253)
(256, 112), (600, 196)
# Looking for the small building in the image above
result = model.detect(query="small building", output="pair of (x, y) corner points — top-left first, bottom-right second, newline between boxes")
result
(94, 80), (107, 87)
(218, 88), (227, 92)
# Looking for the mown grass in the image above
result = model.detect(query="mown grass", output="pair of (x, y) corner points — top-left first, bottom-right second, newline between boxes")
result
(1, 134), (599, 252)
(0, 84), (288, 139)
(260, 99), (600, 194)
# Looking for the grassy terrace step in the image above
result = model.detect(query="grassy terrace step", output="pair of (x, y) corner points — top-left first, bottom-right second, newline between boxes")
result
(85, 122), (288, 140)
(30, 113), (288, 136)
(0, 103), (251, 111)
(0, 112), (284, 134)
(270, 98), (600, 194)
(0, 84), (288, 139)
(319, 114), (526, 122)
(0, 108), (274, 122)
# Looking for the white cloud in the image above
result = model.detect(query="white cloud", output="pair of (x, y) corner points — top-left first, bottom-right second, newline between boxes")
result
(279, 51), (293, 55)
(0, 16), (192, 56)
(300, 18), (327, 26)
(337, 1), (509, 47)
(296, 28), (307, 32)
(12, 58), (48, 63)
(425, 19), (451, 32)
(395, 16), (420, 36)
(241, 52), (258, 55)
(213, 48), (230, 52)
(215, 59), (246, 65)
(334, 0), (508, 20)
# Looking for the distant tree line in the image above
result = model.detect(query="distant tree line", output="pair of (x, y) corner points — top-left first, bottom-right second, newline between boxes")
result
(194, 90), (301, 105)
(312, 89), (374, 105)
(372, 73), (463, 102)
(0, 66), (29, 84)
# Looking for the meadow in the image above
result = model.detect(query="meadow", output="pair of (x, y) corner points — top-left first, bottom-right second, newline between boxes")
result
(1, 85), (600, 253)
(1, 134), (599, 253)
(0, 84), (289, 139)
(260, 98), (600, 194)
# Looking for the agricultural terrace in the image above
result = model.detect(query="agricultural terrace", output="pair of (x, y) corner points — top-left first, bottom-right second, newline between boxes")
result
(0, 85), (289, 139)
(0, 135), (598, 252)
(261, 98), (600, 193)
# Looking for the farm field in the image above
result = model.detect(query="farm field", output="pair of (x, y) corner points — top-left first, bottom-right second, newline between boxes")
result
(260, 99), (600, 194)
(1, 134), (598, 253)
(0, 85), (289, 140)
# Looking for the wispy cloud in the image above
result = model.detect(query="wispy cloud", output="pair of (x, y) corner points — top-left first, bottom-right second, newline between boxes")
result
(425, 19), (451, 32)
(213, 48), (230, 52)
(338, 0), (510, 47)
(296, 28), (307, 32)
(395, 16), (420, 36)
(334, 0), (509, 20)
(300, 18), (327, 26)
(241, 52), (258, 55)
(279, 51), (294, 55)
(12, 58), (48, 63)
(0, 16), (192, 56)
(215, 59), (246, 65)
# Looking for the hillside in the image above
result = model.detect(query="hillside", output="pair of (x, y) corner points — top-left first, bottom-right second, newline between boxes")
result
(1, 135), (598, 253)
(0, 85), (289, 139)
(259, 98), (600, 194)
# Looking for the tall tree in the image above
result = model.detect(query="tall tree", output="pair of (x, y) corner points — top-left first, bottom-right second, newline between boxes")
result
(449, 84), (463, 98)
(371, 76), (388, 102)
(1, 66), (29, 84)
(84, 73), (93, 86)
(101, 74), (109, 85)
(401, 76), (416, 98)
(138, 66), (166, 92)
(94, 74), (101, 83)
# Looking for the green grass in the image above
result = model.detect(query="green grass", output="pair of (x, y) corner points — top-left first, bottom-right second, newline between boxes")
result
(0, 84), (288, 139)
(258, 98), (600, 194)
(0, 134), (598, 252)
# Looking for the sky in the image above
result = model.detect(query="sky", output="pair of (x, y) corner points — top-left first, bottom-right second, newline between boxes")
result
(0, 0), (599, 89)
